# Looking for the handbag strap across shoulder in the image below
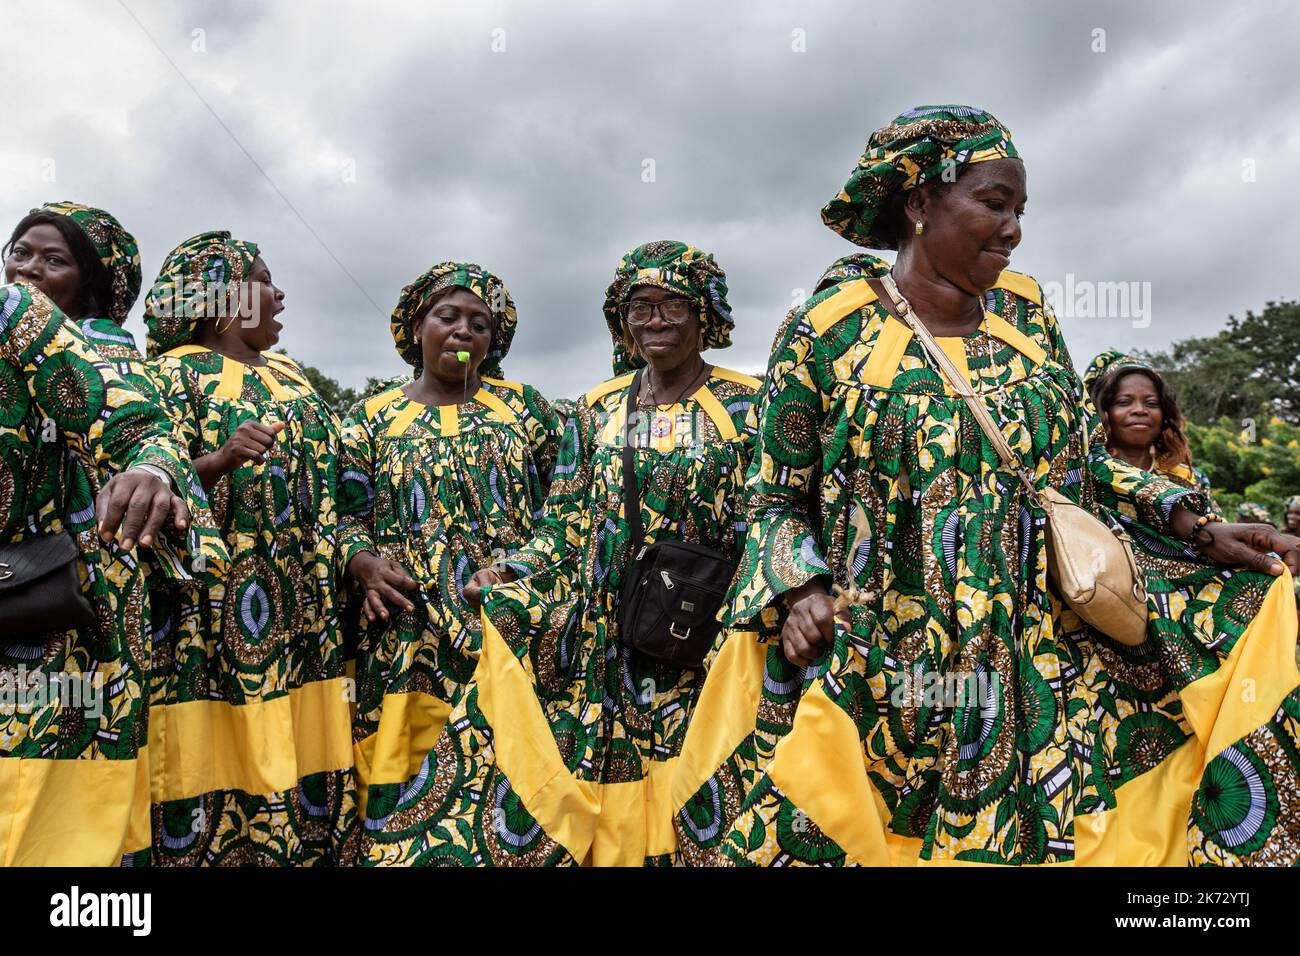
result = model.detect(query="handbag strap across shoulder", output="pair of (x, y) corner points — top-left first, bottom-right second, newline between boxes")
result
(622, 368), (646, 554)
(878, 274), (1043, 505)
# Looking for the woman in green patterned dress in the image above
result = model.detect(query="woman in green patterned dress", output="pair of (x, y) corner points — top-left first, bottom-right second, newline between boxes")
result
(5, 202), (145, 373)
(0, 281), (222, 865)
(379, 240), (760, 866)
(340, 262), (561, 864)
(143, 231), (356, 865)
(674, 106), (1300, 867)
(1084, 351), (1221, 516)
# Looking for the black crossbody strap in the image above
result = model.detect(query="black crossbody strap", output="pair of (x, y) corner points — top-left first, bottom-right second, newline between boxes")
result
(622, 369), (645, 555)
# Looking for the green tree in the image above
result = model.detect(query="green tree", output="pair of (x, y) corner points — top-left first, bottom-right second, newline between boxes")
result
(1187, 411), (1300, 523)
(1136, 299), (1300, 426)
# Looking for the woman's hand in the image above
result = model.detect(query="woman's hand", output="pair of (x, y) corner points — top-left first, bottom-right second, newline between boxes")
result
(1196, 523), (1300, 577)
(348, 552), (419, 623)
(195, 420), (285, 490)
(464, 565), (516, 609)
(780, 579), (836, 667)
(96, 469), (191, 551)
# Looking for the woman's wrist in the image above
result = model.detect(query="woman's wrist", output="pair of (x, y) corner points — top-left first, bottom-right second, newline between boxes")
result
(347, 550), (378, 579)
(782, 577), (829, 610)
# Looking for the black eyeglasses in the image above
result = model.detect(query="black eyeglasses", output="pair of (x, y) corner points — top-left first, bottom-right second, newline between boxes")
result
(621, 299), (695, 326)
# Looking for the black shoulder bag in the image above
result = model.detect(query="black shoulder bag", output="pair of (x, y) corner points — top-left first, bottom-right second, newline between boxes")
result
(0, 446), (97, 646)
(616, 368), (736, 668)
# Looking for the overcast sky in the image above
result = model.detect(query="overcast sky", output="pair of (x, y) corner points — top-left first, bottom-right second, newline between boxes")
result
(4, 0), (1297, 397)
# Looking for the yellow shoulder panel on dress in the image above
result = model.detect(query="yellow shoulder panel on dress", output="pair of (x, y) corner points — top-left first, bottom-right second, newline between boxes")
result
(364, 386), (405, 421)
(995, 270), (1042, 305)
(160, 344), (209, 359)
(384, 399), (424, 438)
(985, 314), (1047, 367)
(438, 404), (460, 437)
(693, 385), (739, 442)
(214, 357), (246, 399)
(709, 366), (762, 389)
(480, 376), (525, 394)
(859, 318), (914, 388)
(263, 351), (300, 369)
(585, 372), (636, 407)
(936, 337), (972, 393)
(265, 361), (313, 391)
(475, 388), (520, 423)
(808, 279), (879, 335)
(252, 365), (294, 402)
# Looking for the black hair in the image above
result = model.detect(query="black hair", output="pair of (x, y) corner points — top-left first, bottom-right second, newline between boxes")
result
(3, 211), (113, 320)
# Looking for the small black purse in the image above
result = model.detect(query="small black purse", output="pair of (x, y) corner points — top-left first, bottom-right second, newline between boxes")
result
(0, 530), (96, 645)
(615, 369), (736, 668)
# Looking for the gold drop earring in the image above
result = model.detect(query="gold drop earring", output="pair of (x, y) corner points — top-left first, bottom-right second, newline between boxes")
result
(914, 220), (924, 236)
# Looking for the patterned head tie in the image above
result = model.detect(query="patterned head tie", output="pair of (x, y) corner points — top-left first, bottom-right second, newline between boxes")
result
(1288, 495), (1300, 511)
(821, 104), (1019, 251)
(603, 239), (733, 375)
(37, 201), (142, 325)
(1082, 349), (1159, 404)
(144, 230), (260, 358)
(390, 261), (516, 377)
(1236, 501), (1274, 525)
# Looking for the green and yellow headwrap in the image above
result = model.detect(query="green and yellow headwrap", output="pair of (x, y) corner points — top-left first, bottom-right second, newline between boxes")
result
(1082, 349), (1158, 403)
(39, 200), (141, 324)
(821, 105), (1019, 250)
(390, 262), (516, 377)
(144, 230), (260, 358)
(603, 240), (733, 375)
(814, 253), (892, 294)
(1236, 501), (1274, 525)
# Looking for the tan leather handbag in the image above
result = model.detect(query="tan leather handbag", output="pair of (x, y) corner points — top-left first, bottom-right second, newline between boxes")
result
(878, 275), (1149, 647)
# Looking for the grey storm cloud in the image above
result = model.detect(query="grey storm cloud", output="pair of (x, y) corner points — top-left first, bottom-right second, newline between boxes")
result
(3, 0), (1297, 398)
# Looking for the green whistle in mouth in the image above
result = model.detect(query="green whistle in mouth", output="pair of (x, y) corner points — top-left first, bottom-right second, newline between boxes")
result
(456, 351), (470, 363)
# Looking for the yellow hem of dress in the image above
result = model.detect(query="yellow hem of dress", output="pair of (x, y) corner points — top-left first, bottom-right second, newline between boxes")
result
(148, 677), (355, 804)
(477, 612), (600, 862)
(353, 691), (452, 818)
(478, 610), (688, 865)
(0, 751), (150, 866)
(766, 571), (1298, 865)
(670, 629), (767, 812)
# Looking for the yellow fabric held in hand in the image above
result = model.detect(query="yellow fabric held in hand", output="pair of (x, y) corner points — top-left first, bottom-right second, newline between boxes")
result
(1078, 569), (1299, 866)
(353, 691), (453, 818)
(766, 681), (894, 865)
(765, 571), (1298, 866)
(148, 677), (354, 803)
(477, 611), (599, 863)
(0, 754), (145, 866)
(671, 629), (767, 812)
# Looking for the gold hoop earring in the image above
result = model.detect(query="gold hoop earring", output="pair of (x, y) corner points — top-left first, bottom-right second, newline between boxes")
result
(214, 313), (238, 335)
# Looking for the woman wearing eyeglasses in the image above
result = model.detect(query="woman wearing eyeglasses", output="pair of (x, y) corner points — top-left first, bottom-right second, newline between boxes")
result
(389, 240), (761, 866)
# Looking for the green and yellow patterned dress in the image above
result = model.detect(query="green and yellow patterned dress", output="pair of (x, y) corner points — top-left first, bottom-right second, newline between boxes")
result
(0, 283), (225, 866)
(362, 366), (760, 866)
(673, 271), (1300, 866)
(146, 346), (356, 865)
(339, 378), (560, 862)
